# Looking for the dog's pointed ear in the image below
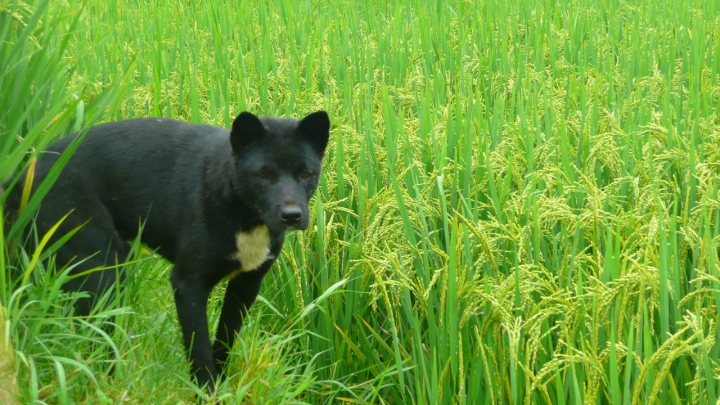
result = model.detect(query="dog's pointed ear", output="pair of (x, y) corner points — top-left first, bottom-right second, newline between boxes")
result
(231, 112), (265, 153)
(297, 111), (330, 154)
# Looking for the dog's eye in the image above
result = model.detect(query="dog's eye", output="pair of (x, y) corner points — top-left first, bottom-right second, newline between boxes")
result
(258, 171), (268, 179)
(300, 171), (311, 179)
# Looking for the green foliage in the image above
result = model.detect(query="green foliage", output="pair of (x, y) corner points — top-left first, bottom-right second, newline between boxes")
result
(2, 0), (720, 403)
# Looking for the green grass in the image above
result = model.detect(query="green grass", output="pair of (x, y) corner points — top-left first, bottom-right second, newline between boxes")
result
(2, 0), (720, 403)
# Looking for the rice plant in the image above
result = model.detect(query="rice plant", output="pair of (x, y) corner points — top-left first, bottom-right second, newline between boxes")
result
(2, 0), (719, 403)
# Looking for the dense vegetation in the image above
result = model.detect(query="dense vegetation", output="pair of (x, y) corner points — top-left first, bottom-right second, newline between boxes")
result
(1, 0), (719, 403)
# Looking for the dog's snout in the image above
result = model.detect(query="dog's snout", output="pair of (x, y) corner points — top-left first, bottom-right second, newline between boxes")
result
(280, 205), (303, 225)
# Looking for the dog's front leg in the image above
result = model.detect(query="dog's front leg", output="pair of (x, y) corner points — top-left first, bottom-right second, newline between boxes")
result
(212, 268), (267, 379)
(171, 268), (216, 391)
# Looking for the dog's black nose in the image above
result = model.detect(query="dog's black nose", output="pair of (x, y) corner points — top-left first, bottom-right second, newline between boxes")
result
(280, 206), (303, 224)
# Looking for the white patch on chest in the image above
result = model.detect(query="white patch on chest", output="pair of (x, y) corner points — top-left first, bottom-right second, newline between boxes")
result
(224, 225), (273, 281)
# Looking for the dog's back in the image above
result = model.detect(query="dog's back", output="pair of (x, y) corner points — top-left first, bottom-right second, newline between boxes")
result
(4, 118), (234, 260)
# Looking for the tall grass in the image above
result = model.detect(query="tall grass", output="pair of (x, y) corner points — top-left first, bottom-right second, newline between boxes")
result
(2, 0), (720, 403)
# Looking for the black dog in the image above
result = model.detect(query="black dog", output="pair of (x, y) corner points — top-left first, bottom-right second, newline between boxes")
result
(2, 111), (330, 391)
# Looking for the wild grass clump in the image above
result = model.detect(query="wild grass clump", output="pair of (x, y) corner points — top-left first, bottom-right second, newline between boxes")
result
(2, 0), (719, 403)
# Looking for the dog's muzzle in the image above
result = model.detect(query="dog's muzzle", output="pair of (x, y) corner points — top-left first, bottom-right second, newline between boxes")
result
(279, 204), (308, 231)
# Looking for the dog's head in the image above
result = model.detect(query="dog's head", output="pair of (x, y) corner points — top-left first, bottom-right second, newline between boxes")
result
(229, 111), (330, 233)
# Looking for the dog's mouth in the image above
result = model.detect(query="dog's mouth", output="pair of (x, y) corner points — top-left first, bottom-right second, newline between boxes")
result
(284, 225), (307, 232)
(275, 220), (308, 232)
(263, 219), (308, 234)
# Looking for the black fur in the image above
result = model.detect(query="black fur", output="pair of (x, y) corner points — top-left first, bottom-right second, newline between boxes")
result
(2, 111), (330, 391)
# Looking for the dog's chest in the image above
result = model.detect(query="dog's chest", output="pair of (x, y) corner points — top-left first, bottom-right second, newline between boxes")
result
(224, 225), (274, 281)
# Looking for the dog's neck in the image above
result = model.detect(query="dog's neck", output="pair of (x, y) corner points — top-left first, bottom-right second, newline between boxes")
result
(200, 148), (266, 233)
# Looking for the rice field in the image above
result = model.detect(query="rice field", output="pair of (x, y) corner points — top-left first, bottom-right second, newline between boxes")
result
(1, 0), (720, 403)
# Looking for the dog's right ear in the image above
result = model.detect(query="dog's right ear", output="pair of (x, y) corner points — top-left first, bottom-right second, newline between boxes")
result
(230, 112), (266, 153)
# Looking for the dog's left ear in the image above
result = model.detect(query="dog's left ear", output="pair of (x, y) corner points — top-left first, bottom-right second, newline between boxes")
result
(297, 111), (330, 154)
(231, 112), (266, 153)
